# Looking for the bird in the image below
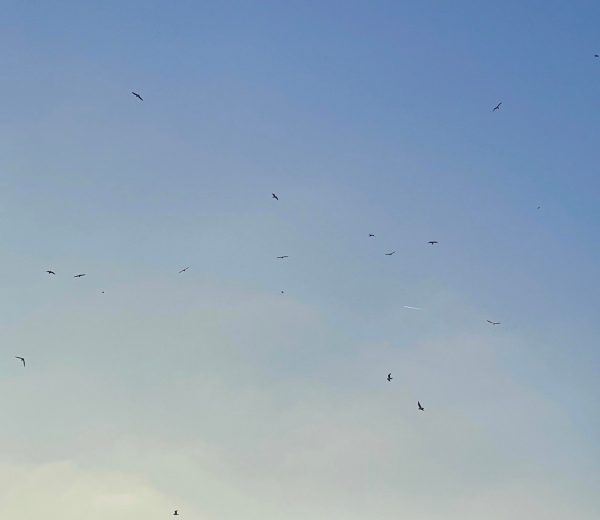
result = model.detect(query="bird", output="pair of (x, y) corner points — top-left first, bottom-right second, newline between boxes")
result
(385, 251), (395, 256)
(179, 267), (190, 273)
(73, 274), (86, 278)
(46, 270), (56, 275)
(487, 320), (501, 326)
(173, 511), (179, 516)
(418, 401), (424, 411)
(403, 306), (422, 310)
(537, 205), (541, 210)
(15, 356), (25, 367)
(493, 102), (502, 111)
(369, 234), (375, 237)
(387, 373), (392, 382)
(131, 91), (143, 101)
(272, 193), (279, 200)
(428, 241), (438, 245)
(276, 255), (289, 259)
(281, 291), (284, 294)
(595, 54), (599, 58)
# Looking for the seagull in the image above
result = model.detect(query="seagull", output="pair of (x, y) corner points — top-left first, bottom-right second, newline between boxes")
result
(173, 511), (179, 516)
(276, 255), (289, 259)
(73, 274), (86, 278)
(131, 91), (143, 101)
(418, 401), (424, 411)
(387, 373), (392, 382)
(403, 306), (422, 310)
(385, 251), (396, 256)
(179, 266), (190, 273)
(369, 234), (375, 237)
(272, 193), (279, 200)
(46, 270), (56, 275)
(493, 102), (502, 112)
(15, 356), (25, 367)
(428, 241), (438, 245)
(487, 320), (501, 326)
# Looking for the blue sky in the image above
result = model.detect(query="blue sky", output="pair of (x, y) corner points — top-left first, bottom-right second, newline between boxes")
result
(0, 1), (599, 518)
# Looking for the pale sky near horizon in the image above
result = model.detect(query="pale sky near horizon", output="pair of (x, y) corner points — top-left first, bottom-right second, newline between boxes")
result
(1, 1), (599, 518)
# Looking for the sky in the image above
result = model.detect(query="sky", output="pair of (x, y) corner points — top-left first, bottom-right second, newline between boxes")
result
(0, 1), (599, 518)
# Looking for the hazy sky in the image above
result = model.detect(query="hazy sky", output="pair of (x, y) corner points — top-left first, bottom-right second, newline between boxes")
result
(1, 1), (599, 518)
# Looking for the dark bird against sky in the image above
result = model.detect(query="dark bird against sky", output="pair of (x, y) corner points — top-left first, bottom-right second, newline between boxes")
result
(276, 255), (289, 259)
(173, 511), (179, 516)
(493, 102), (502, 111)
(387, 373), (392, 382)
(15, 356), (25, 367)
(428, 241), (438, 245)
(131, 91), (143, 101)
(487, 320), (501, 326)
(272, 193), (279, 200)
(179, 266), (190, 273)
(369, 234), (375, 237)
(418, 401), (424, 411)
(385, 251), (395, 256)
(46, 270), (56, 275)
(73, 274), (86, 278)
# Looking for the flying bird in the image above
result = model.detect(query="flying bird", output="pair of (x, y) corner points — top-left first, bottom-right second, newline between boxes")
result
(179, 266), (190, 273)
(46, 270), (56, 275)
(595, 54), (599, 58)
(487, 320), (501, 326)
(276, 255), (289, 259)
(173, 511), (179, 517)
(403, 306), (422, 310)
(73, 274), (86, 278)
(15, 356), (25, 367)
(387, 373), (392, 382)
(428, 241), (438, 245)
(493, 102), (502, 111)
(537, 205), (541, 210)
(385, 251), (396, 256)
(369, 234), (375, 237)
(272, 193), (279, 200)
(418, 401), (424, 411)
(131, 91), (143, 101)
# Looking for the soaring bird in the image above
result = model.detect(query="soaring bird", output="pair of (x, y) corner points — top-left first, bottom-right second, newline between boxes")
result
(131, 91), (143, 101)
(428, 241), (438, 245)
(179, 266), (190, 273)
(15, 356), (25, 367)
(385, 251), (396, 256)
(403, 306), (422, 310)
(487, 320), (501, 326)
(73, 274), (86, 278)
(46, 270), (56, 275)
(387, 373), (392, 382)
(276, 255), (289, 259)
(493, 102), (502, 111)
(418, 401), (424, 411)
(369, 234), (375, 237)
(272, 193), (279, 200)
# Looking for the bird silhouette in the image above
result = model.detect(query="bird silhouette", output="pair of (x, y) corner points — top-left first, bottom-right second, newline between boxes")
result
(276, 255), (289, 259)
(493, 102), (502, 111)
(428, 241), (438, 245)
(385, 251), (395, 256)
(369, 234), (375, 237)
(15, 356), (25, 367)
(387, 373), (392, 382)
(595, 54), (599, 58)
(73, 274), (86, 278)
(179, 267), (190, 273)
(272, 193), (279, 200)
(46, 270), (56, 275)
(487, 320), (501, 326)
(131, 91), (143, 101)
(418, 401), (424, 411)
(173, 511), (179, 516)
